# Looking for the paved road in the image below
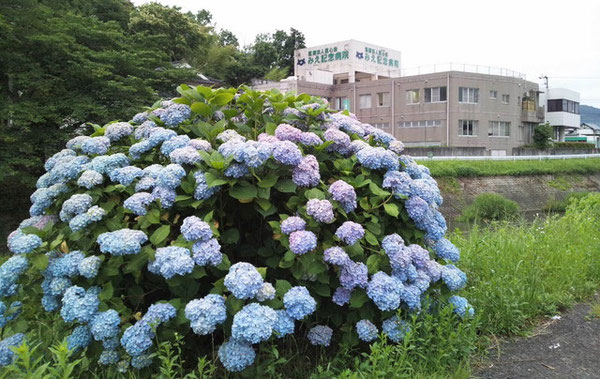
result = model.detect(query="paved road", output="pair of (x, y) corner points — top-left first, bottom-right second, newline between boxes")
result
(477, 303), (600, 379)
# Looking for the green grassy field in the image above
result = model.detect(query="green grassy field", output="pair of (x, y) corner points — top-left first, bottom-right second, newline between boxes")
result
(417, 158), (600, 178)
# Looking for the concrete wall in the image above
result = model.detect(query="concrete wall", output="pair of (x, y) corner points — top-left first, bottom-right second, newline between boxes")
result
(512, 148), (600, 155)
(403, 146), (487, 157)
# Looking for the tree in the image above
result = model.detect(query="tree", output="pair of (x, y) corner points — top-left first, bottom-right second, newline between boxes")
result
(532, 123), (553, 149)
(219, 29), (239, 47)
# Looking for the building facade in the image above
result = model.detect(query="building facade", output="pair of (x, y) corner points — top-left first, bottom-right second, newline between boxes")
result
(539, 87), (581, 141)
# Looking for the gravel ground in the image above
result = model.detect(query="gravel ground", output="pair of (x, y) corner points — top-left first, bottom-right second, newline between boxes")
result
(477, 303), (600, 379)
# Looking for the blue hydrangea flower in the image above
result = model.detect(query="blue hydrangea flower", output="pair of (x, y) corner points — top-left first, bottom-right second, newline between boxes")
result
(148, 246), (194, 279)
(332, 286), (352, 306)
(402, 284), (422, 310)
(280, 216), (306, 235)
(109, 166), (144, 186)
(121, 323), (153, 357)
(389, 140), (404, 154)
(367, 271), (404, 311)
(275, 123), (303, 142)
(135, 176), (156, 192)
(142, 303), (176, 325)
(323, 247), (350, 266)
(231, 303), (277, 344)
(283, 286), (316, 320)
(158, 103), (191, 127)
(272, 141), (302, 166)
(224, 262), (264, 300)
(218, 339), (255, 372)
(382, 170), (412, 198)
(78, 256), (101, 279)
(288, 230), (317, 255)
(66, 136), (90, 150)
(129, 140), (154, 159)
(0, 333), (25, 366)
(90, 310), (120, 341)
(48, 277), (72, 296)
(188, 139), (211, 151)
(124, 192), (154, 216)
(328, 180), (357, 213)
(356, 146), (399, 171)
(356, 320), (378, 342)
(97, 229), (147, 256)
(185, 294), (227, 335)
(147, 127), (177, 147)
(134, 120), (157, 140)
(180, 216), (212, 242)
(46, 251), (84, 278)
(441, 265), (467, 291)
(382, 233), (405, 255)
(324, 128), (351, 154)
(85, 153), (129, 175)
(99, 350), (119, 366)
(382, 316), (410, 343)
(406, 196), (429, 222)
(306, 199), (334, 223)
(409, 179), (442, 206)
(307, 325), (333, 346)
(432, 238), (460, 262)
(67, 325), (92, 351)
(81, 137), (110, 156)
(151, 185), (176, 209)
(192, 238), (222, 266)
(160, 135), (190, 156)
(42, 295), (59, 312)
(292, 155), (320, 187)
(77, 170), (104, 189)
(7, 231), (42, 254)
(103, 337), (120, 350)
(105, 122), (133, 141)
(132, 112), (148, 124)
(60, 286), (100, 323)
(0, 256), (28, 299)
(224, 163), (250, 178)
(273, 310), (295, 337)
(448, 295), (475, 318)
(339, 261), (368, 290)
(335, 221), (364, 245)
(131, 354), (153, 369)
(299, 132), (322, 146)
(60, 194), (93, 221)
(194, 171), (220, 200)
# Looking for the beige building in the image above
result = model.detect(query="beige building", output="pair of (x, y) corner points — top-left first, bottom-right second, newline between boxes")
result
(254, 40), (545, 155)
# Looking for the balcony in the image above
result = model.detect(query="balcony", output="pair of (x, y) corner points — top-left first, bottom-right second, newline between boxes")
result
(521, 100), (544, 123)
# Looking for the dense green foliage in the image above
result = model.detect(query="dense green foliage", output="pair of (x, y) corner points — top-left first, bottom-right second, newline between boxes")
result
(532, 123), (553, 149)
(418, 158), (600, 178)
(459, 193), (520, 223)
(0, 0), (305, 210)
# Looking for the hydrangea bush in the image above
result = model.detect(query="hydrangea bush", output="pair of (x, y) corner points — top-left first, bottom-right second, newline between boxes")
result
(1, 85), (473, 372)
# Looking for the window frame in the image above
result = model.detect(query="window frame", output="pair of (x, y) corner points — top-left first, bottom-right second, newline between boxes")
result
(490, 90), (497, 99)
(406, 89), (420, 104)
(458, 87), (479, 104)
(458, 119), (478, 136)
(424, 86), (447, 103)
(489, 121), (511, 137)
(501, 94), (510, 104)
(359, 94), (372, 109)
(377, 92), (390, 107)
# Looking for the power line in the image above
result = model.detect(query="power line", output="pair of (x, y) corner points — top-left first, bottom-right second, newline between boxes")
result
(549, 76), (600, 79)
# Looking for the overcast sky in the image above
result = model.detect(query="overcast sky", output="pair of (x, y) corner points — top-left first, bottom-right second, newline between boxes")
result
(133, 0), (600, 107)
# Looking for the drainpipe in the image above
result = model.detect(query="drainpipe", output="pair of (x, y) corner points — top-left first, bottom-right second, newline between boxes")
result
(353, 81), (356, 113)
(391, 80), (395, 138)
(446, 72), (450, 147)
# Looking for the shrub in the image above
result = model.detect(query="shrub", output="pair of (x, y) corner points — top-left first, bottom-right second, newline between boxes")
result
(532, 123), (552, 149)
(543, 192), (590, 212)
(459, 193), (520, 222)
(1, 85), (471, 374)
(553, 142), (596, 149)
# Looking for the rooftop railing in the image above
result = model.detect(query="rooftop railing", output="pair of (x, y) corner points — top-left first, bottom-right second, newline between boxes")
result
(400, 63), (527, 79)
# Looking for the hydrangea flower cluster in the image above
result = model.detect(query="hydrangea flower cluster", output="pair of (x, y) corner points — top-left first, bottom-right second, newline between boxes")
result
(4, 87), (472, 373)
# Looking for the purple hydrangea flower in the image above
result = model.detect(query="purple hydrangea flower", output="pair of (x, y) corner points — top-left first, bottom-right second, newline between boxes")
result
(148, 246), (194, 279)
(332, 286), (352, 306)
(180, 216), (212, 242)
(306, 199), (334, 223)
(335, 221), (364, 245)
(292, 155), (320, 187)
(283, 286), (316, 320)
(356, 319), (378, 342)
(328, 180), (357, 213)
(288, 230), (317, 255)
(307, 325), (332, 346)
(323, 247), (350, 266)
(272, 141), (302, 166)
(224, 263), (264, 300)
(339, 261), (368, 290)
(280, 216), (306, 235)
(192, 238), (222, 267)
(275, 124), (303, 142)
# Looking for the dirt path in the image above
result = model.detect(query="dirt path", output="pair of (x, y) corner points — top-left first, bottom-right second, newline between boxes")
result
(477, 303), (600, 379)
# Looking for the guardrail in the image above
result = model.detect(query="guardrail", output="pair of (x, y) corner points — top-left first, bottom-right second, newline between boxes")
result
(413, 154), (600, 161)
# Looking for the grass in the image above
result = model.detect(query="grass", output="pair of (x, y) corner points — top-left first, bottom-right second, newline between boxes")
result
(4, 195), (600, 378)
(417, 158), (600, 178)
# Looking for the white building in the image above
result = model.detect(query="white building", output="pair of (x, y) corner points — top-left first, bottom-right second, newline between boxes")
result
(539, 87), (581, 141)
(566, 122), (600, 148)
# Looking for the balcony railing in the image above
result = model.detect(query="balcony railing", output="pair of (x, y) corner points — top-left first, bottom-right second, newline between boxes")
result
(400, 63), (526, 79)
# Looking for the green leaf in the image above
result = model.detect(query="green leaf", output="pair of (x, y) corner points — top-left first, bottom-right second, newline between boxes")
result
(307, 260), (328, 275)
(275, 280), (292, 296)
(349, 290), (369, 308)
(255, 198), (272, 211)
(124, 250), (149, 274)
(205, 172), (228, 187)
(190, 101), (211, 116)
(229, 183), (258, 200)
(383, 203), (399, 218)
(265, 122), (277, 135)
(257, 267), (267, 279)
(209, 151), (225, 169)
(275, 179), (297, 193)
(369, 182), (391, 197)
(312, 282), (330, 297)
(366, 254), (381, 274)
(211, 93), (234, 106)
(150, 225), (171, 246)
(215, 254), (231, 271)
(258, 173), (279, 188)
(31, 254), (49, 270)
(304, 188), (325, 200)
(365, 230), (379, 246)
(145, 209), (161, 225)
(221, 228), (240, 244)
(99, 281), (113, 301)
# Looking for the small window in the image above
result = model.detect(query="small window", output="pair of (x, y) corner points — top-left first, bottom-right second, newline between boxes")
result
(459, 87), (479, 103)
(489, 121), (510, 137)
(374, 122), (389, 129)
(377, 92), (390, 107)
(502, 94), (510, 104)
(359, 94), (372, 109)
(424, 87), (447, 103)
(490, 90), (497, 99)
(334, 97), (349, 110)
(406, 89), (420, 104)
(340, 79), (349, 84)
(459, 120), (478, 136)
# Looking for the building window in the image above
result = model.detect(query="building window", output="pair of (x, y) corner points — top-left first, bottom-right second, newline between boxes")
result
(359, 94), (372, 109)
(489, 121), (510, 137)
(459, 87), (479, 103)
(334, 97), (349, 111)
(502, 94), (509, 104)
(547, 98), (580, 114)
(377, 92), (390, 107)
(459, 120), (478, 136)
(398, 120), (443, 128)
(340, 79), (349, 84)
(374, 122), (389, 129)
(424, 87), (447, 103)
(490, 90), (497, 99)
(406, 89), (420, 104)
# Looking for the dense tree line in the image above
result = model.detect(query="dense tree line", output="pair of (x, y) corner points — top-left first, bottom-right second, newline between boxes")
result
(0, 0), (305, 204)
